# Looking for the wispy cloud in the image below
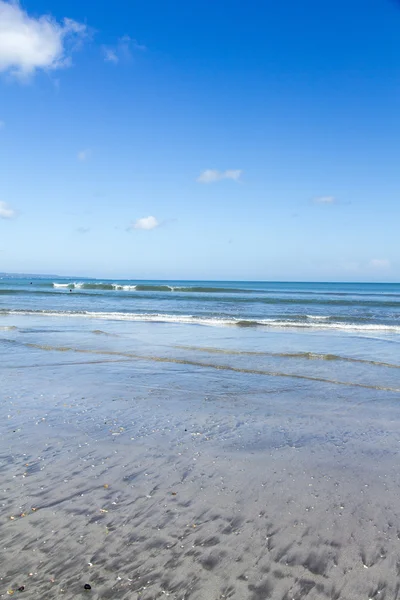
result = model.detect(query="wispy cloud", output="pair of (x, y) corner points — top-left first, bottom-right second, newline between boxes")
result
(369, 258), (390, 270)
(131, 216), (160, 230)
(197, 169), (242, 184)
(102, 35), (146, 64)
(313, 196), (337, 205)
(0, 200), (16, 219)
(76, 226), (90, 234)
(77, 149), (91, 161)
(103, 47), (118, 63)
(0, 0), (87, 80)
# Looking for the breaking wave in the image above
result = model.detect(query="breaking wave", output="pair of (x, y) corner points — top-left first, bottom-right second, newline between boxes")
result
(50, 282), (254, 293)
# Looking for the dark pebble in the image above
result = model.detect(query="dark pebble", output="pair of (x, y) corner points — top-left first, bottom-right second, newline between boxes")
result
(84, 584), (92, 590)
(18, 587), (25, 592)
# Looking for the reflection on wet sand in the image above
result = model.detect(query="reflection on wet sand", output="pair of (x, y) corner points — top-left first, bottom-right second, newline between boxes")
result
(1, 316), (400, 599)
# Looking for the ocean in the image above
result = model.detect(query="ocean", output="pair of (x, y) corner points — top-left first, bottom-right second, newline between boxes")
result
(1, 276), (400, 331)
(1, 277), (400, 598)
(1, 276), (400, 392)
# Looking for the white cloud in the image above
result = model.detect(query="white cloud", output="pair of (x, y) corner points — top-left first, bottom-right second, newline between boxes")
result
(132, 216), (160, 230)
(197, 169), (242, 184)
(0, 0), (87, 80)
(369, 258), (390, 270)
(313, 196), (337, 204)
(0, 200), (16, 219)
(103, 47), (118, 63)
(77, 149), (91, 161)
(102, 35), (146, 64)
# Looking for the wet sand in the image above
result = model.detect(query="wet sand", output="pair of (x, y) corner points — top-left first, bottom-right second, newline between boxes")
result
(1, 320), (400, 599)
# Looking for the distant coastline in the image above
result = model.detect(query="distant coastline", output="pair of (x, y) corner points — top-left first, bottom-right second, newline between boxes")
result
(0, 272), (65, 279)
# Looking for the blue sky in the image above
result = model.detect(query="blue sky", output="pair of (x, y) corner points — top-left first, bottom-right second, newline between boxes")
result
(0, 0), (399, 281)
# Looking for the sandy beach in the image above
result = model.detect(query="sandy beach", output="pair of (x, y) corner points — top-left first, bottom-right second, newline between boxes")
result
(1, 316), (400, 599)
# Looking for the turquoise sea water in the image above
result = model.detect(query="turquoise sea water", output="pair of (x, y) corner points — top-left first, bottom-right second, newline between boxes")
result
(1, 277), (400, 331)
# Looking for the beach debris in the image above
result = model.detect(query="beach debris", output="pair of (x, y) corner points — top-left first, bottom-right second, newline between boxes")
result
(31, 508), (38, 512)
(10, 516), (16, 520)
(99, 508), (108, 513)
(171, 492), (177, 496)
(84, 584), (92, 590)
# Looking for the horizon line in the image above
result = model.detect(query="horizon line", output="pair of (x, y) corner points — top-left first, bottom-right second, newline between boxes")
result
(0, 272), (398, 285)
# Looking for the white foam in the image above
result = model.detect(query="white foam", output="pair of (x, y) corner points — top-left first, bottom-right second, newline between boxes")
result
(258, 319), (400, 332)
(2, 309), (400, 333)
(53, 282), (140, 291)
(113, 285), (137, 291)
(82, 312), (228, 326)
